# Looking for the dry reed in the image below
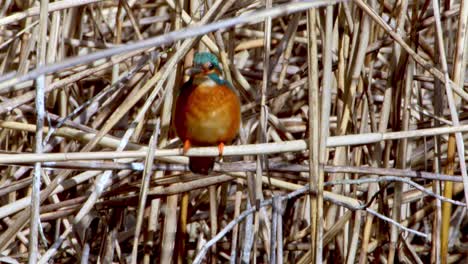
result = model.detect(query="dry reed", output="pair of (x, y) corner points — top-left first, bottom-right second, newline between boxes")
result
(0, 0), (467, 263)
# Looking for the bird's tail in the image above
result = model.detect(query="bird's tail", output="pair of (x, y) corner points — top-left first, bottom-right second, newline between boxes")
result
(189, 156), (215, 175)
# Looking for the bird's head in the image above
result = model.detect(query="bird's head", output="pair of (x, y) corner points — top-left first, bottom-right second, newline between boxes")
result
(190, 52), (222, 77)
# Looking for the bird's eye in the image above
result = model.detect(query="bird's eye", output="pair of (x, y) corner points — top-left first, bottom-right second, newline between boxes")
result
(206, 62), (214, 70)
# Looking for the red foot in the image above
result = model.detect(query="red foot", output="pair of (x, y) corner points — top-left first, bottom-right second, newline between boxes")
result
(183, 140), (191, 155)
(218, 142), (225, 158)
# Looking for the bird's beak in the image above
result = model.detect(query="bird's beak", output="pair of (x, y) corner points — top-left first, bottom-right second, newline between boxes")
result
(186, 66), (203, 76)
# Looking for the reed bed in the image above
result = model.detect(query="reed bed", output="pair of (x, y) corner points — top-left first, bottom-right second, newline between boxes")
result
(0, 0), (467, 263)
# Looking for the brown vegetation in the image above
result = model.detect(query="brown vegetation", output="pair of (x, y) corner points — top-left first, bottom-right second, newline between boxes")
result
(0, 0), (467, 263)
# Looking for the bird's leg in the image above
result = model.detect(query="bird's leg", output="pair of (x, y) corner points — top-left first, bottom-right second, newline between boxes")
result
(217, 142), (225, 159)
(183, 139), (191, 154)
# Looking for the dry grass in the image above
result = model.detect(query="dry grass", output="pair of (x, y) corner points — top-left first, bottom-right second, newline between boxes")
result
(0, 0), (467, 263)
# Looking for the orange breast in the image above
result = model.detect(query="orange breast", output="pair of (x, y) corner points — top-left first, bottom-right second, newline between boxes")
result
(174, 83), (241, 146)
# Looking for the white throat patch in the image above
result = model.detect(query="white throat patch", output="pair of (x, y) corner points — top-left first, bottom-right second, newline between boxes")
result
(193, 75), (223, 87)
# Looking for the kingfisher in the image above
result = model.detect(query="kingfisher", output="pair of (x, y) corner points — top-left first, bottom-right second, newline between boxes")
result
(174, 52), (241, 174)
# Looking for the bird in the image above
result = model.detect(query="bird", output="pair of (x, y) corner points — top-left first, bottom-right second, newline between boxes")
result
(174, 52), (241, 174)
